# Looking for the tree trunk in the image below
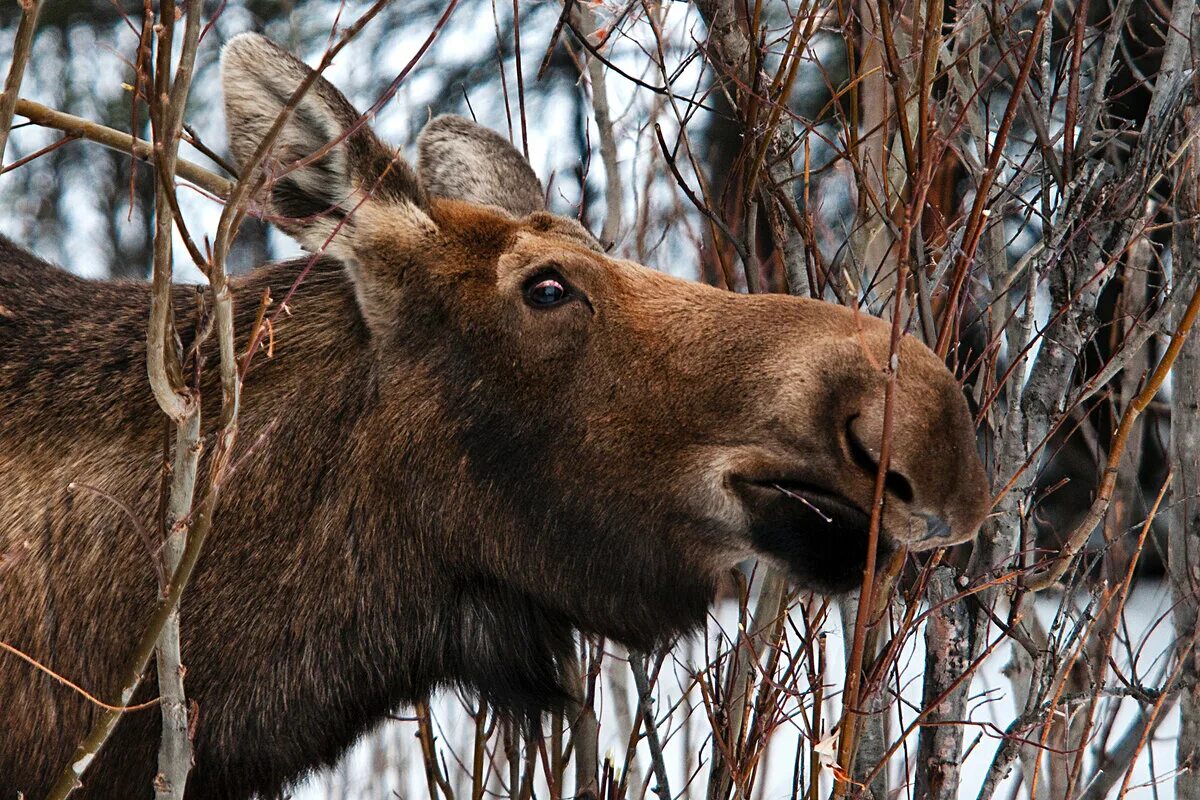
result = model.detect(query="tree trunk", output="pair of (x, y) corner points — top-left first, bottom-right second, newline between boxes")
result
(1171, 103), (1200, 800)
(914, 568), (971, 800)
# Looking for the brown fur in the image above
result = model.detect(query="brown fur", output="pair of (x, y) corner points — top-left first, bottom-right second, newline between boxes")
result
(0, 34), (990, 799)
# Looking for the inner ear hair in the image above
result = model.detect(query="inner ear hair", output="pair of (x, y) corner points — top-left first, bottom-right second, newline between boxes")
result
(220, 33), (429, 253)
(417, 115), (545, 218)
(221, 34), (359, 179)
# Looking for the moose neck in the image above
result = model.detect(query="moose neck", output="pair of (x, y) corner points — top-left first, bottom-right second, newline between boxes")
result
(208, 258), (715, 715)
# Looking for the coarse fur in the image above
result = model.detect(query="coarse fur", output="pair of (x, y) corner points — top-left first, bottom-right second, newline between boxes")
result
(0, 34), (991, 799)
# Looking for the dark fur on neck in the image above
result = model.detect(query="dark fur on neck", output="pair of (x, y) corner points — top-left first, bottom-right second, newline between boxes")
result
(0, 242), (712, 799)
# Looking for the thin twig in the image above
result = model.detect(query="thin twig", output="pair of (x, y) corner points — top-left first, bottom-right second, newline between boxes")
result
(692, 0), (810, 297)
(1025, 277), (1200, 591)
(569, 0), (624, 248)
(0, 640), (159, 714)
(631, 653), (672, 800)
(0, 0), (44, 166)
(13, 98), (231, 197)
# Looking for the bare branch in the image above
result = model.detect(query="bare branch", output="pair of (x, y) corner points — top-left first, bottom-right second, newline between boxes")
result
(569, 1), (624, 249)
(692, 0), (810, 297)
(914, 568), (972, 800)
(13, 97), (233, 197)
(0, 0), (43, 165)
(1025, 277), (1200, 590)
(630, 654), (672, 800)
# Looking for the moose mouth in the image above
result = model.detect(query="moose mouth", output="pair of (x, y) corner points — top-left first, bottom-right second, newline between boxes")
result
(734, 478), (892, 594)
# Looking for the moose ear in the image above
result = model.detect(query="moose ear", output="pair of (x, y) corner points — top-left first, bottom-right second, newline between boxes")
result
(417, 115), (545, 217)
(220, 33), (431, 258)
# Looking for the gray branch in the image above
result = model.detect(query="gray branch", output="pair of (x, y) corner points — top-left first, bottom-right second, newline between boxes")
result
(0, 0), (43, 165)
(1172, 12), (1200, 794)
(914, 568), (972, 800)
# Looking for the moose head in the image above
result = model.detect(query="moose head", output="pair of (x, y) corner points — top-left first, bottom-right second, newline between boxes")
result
(221, 31), (989, 598)
(0, 33), (990, 799)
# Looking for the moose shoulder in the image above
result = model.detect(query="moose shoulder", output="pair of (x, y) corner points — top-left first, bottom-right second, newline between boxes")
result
(0, 34), (990, 800)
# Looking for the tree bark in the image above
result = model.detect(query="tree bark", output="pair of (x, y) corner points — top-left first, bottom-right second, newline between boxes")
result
(1172, 98), (1200, 800)
(914, 568), (971, 800)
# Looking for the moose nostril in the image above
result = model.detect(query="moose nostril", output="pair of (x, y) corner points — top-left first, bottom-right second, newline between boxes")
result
(845, 417), (916, 503)
(921, 514), (952, 542)
(883, 470), (915, 504)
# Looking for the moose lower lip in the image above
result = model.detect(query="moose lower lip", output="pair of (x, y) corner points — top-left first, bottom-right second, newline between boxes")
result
(737, 478), (888, 593)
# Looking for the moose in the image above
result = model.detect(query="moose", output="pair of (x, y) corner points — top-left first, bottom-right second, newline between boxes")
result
(0, 33), (990, 799)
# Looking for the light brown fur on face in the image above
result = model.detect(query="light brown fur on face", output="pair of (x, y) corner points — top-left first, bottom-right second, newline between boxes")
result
(0, 33), (990, 800)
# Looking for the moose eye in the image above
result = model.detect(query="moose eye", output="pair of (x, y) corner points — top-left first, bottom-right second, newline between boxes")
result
(525, 275), (569, 308)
